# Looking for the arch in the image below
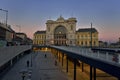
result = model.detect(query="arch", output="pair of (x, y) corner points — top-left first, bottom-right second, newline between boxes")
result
(54, 25), (67, 34)
(54, 25), (67, 46)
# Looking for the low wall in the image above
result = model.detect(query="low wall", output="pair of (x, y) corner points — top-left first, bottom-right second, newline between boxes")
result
(0, 45), (32, 67)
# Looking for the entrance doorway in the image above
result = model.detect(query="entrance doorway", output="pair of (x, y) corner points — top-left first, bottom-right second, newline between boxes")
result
(54, 26), (67, 46)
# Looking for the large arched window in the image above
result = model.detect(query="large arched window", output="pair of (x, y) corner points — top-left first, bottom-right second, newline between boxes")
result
(54, 25), (67, 45)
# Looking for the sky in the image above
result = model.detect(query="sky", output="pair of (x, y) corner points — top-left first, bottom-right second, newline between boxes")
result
(0, 0), (120, 43)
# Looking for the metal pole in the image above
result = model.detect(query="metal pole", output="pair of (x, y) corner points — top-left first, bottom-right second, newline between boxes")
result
(90, 65), (92, 80)
(6, 10), (8, 28)
(91, 22), (92, 48)
(66, 56), (68, 73)
(93, 67), (96, 80)
(74, 59), (77, 80)
(0, 9), (8, 27)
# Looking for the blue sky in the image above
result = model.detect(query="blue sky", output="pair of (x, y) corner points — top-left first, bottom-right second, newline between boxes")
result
(0, 0), (120, 42)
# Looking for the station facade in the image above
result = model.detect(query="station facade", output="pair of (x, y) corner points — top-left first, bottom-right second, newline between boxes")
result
(33, 16), (99, 47)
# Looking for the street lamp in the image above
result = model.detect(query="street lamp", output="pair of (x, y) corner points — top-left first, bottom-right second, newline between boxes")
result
(90, 22), (93, 48)
(19, 69), (27, 80)
(0, 9), (8, 27)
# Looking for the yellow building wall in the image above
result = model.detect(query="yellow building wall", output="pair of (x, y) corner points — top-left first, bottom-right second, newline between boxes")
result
(76, 32), (99, 47)
(33, 34), (46, 45)
(33, 30), (99, 47)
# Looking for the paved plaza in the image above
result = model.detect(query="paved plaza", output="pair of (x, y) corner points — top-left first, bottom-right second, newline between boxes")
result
(1, 51), (69, 80)
(0, 49), (118, 80)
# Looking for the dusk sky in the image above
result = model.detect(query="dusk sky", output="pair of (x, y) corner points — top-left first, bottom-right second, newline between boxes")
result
(0, 0), (120, 42)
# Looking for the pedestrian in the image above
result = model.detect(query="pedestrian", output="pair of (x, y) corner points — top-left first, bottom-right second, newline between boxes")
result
(55, 60), (57, 66)
(44, 54), (47, 58)
(27, 60), (29, 67)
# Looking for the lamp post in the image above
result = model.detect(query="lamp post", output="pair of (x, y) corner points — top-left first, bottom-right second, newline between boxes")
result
(0, 9), (8, 27)
(19, 69), (27, 80)
(91, 22), (93, 48)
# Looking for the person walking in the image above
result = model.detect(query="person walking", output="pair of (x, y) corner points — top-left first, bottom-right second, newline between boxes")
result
(27, 60), (29, 67)
(44, 54), (47, 58)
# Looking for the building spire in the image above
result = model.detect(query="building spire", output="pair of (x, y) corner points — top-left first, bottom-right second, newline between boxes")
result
(57, 15), (64, 21)
(60, 14), (62, 18)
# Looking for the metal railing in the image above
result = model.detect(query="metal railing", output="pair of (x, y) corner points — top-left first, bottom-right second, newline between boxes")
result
(51, 46), (120, 64)
(0, 45), (32, 67)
